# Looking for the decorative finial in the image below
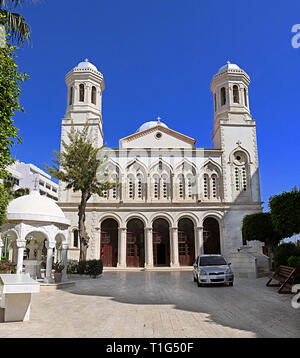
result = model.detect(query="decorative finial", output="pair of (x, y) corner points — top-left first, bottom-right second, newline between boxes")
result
(236, 140), (242, 146)
(85, 58), (89, 62)
(156, 116), (161, 123)
(227, 60), (231, 65)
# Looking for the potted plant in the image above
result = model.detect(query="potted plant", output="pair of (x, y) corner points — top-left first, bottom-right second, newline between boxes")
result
(52, 261), (65, 283)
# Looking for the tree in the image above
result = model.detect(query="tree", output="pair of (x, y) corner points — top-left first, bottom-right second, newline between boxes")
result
(0, 0), (37, 46)
(242, 212), (282, 253)
(0, 184), (8, 228)
(269, 188), (300, 239)
(0, 41), (29, 178)
(3, 178), (29, 199)
(45, 124), (116, 261)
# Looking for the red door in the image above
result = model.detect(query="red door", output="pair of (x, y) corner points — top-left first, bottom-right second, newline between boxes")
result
(126, 232), (139, 267)
(178, 231), (193, 266)
(100, 230), (118, 267)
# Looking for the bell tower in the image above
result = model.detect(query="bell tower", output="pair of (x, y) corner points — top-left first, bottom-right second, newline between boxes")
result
(210, 62), (261, 204)
(62, 59), (105, 149)
(59, 59), (105, 202)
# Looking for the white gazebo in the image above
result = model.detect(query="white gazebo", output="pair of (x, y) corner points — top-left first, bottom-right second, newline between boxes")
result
(0, 190), (70, 283)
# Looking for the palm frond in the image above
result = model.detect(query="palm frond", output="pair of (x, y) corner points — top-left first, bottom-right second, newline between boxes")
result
(0, 9), (31, 45)
(0, 1), (39, 10)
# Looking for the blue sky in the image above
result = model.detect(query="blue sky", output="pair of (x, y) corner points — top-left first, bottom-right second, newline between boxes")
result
(10, 0), (300, 210)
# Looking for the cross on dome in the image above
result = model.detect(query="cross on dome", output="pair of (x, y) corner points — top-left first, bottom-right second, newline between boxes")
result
(156, 116), (162, 123)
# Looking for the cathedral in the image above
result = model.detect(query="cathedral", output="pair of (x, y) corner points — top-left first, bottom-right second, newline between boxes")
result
(58, 59), (262, 268)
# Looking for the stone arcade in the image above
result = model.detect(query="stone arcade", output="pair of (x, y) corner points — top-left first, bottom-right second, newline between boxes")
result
(59, 60), (264, 270)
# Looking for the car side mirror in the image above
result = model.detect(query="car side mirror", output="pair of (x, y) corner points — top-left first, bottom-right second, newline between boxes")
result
(228, 263), (231, 265)
(193, 263), (197, 268)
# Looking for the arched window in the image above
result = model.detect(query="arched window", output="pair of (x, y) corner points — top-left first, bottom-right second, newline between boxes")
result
(79, 84), (85, 102)
(178, 175), (184, 199)
(69, 87), (73, 105)
(211, 175), (217, 198)
(162, 177), (168, 199)
(187, 177), (192, 198)
(153, 176), (159, 199)
(203, 174), (209, 198)
(73, 229), (79, 248)
(221, 87), (226, 105)
(137, 175), (143, 199)
(233, 85), (239, 103)
(91, 86), (96, 105)
(128, 177), (134, 199)
(244, 88), (248, 107)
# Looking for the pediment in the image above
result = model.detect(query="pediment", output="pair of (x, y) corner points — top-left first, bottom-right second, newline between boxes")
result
(120, 124), (196, 149)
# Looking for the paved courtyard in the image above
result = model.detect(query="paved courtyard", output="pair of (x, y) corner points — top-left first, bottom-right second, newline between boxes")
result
(0, 271), (299, 338)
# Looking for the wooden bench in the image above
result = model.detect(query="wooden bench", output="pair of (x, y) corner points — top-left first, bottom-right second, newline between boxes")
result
(266, 265), (296, 293)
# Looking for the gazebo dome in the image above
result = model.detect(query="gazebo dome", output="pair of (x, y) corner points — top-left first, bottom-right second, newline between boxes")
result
(7, 190), (69, 225)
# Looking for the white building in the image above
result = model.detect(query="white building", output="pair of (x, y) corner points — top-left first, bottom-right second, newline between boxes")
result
(58, 59), (263, 269)
(5, 161), (58, 201)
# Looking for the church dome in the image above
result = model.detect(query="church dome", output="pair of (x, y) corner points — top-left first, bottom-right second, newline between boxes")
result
(76, 59), (98, 72)
(7, 190), (69, 225)
(137, 120), (168, 132)
(218, 61), (241, 73)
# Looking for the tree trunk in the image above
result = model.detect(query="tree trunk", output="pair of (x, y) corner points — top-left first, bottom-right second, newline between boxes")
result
(78, 191), (90, 261)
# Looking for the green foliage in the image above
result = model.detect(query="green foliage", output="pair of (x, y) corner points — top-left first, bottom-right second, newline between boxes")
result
(45, 123), (116, 261)
(77, 260), (87, 275)
(0, 41), (29, 178)
(0, 1), (39, 46)
(242, 212), (282, 248)
(3, 178), (29, 199)
(0, 184), (8, 228)
(287, 256), (300, 283)
(273, 243), (300, 269)
(86, 259), (103, 278)
(52, 261), (65, 273)
(269, 189), (300, 239)
(45, 124), (115, 197)
(77, 259), (103, 277)
(67, 259), (78, 274)
(0, 258), (15, 273)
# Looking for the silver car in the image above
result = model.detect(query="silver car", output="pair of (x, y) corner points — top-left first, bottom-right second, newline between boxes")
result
(193, 254), (234, 287)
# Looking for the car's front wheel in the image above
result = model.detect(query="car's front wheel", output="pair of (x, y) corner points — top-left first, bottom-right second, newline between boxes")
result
(229, 282), (233, 287)
(197, 276), (202, 287)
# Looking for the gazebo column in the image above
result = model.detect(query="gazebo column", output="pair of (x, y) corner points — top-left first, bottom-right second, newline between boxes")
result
(170, 227), (179, 267)
(144, 227), (153, 268)
(16, 240), (26, 274)
(61, 242), (69, 281)
(45, 241), (55, 283)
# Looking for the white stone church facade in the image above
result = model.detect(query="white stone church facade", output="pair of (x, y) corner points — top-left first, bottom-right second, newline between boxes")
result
(58, 59), (262, 268)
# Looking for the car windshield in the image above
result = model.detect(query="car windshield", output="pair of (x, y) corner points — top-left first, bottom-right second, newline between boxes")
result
(200, 256), (227, 266)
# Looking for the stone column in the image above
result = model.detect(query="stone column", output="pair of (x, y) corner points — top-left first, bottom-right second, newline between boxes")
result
(16, 240), (26, 274)
(45, 241), (55, 283)
(170, 227), (179, 267)
(61, 242), (69, 282)
(117, 227), (127, 268)
(144, 227), (153, 268)
(194, 226), (204, 257)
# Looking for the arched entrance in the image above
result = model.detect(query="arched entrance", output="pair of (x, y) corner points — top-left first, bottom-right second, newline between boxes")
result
(100, 219), (118, 267)
(126, 219), (145, 267)
(152, 218), (170, 266)
(203, 217), (221, 254)
(178, 218), (195, 265)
